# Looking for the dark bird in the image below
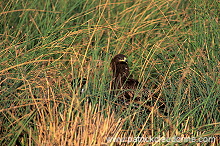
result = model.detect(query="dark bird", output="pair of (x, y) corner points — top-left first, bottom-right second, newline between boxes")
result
(110, 54), (147, 101)
(110, 54), (168, 117)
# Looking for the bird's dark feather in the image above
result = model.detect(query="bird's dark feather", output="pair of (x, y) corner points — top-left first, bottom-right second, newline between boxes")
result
(111, 54), (147, 101)
(110, 54), (168, 116)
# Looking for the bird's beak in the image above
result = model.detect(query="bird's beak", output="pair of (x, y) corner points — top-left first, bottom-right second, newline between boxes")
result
(119, 57), (127, 63)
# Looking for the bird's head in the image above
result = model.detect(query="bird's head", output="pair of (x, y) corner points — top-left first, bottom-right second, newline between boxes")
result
(111, 54), (128, 64)
(111, 54), (129, 78)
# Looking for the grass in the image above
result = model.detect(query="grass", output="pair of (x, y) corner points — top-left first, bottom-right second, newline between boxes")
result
(0, 0), (219, 145)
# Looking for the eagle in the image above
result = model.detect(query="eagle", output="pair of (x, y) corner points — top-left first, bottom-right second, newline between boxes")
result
(110, 54), (168, 117)
(110, 54), (148, 101)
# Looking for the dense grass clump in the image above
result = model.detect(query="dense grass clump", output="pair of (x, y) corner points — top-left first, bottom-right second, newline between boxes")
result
(0, 0), (219, 145)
